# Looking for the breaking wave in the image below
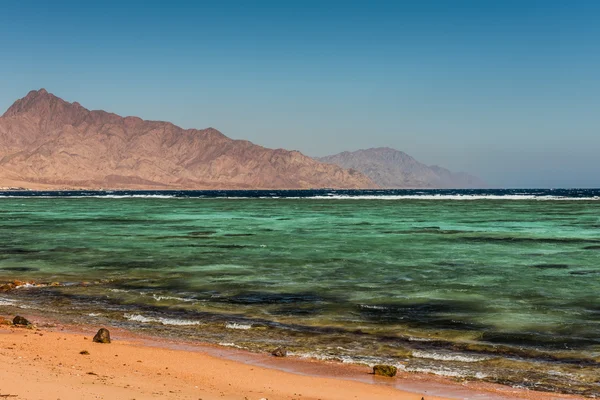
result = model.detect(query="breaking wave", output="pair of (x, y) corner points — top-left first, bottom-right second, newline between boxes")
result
(123, 313), (202, 326)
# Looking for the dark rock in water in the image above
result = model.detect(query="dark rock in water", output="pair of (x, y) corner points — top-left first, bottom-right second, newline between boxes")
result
(569, 270), (599, 276)
(373, 364), (397, 377)
(1, 266), (38, 272)
(13, 315), (31, 326)
(271, 347), (287, 357)
(93, 328), (111, 343)
(532, 264), (569, 269)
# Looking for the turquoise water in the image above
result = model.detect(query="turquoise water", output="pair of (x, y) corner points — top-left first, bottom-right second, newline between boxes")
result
(0, 190), (599, 395)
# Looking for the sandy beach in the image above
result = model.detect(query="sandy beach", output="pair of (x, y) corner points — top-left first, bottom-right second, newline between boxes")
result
(0, 315), (586, 400)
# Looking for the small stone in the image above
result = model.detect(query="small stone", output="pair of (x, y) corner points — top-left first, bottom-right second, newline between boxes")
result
(93, 328), (111, 343)
(13, 315), (31, 326)
(373, 364), (397, 377)
(271, 347), (287, 357)
(80, 350), (90, 355)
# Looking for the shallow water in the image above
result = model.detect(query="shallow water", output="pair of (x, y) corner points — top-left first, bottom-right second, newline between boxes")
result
(0, 189), (599, 395)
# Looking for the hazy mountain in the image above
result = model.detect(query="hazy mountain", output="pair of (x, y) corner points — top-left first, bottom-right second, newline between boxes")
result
(0, 89), (376, 190)
(316, 147), (485, 189)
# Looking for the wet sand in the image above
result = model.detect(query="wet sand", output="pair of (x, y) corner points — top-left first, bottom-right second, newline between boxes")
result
(0, 316), (586, 400)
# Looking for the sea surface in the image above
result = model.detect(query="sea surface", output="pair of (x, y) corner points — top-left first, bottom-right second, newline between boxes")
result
(0, 189), (599, 396)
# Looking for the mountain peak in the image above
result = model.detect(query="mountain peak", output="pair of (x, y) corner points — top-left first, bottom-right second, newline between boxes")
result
(2, 89), (89, 122)
(23, 88), (48, 98)
(3, 89), (60, 117)
(21, 88), (52, 102)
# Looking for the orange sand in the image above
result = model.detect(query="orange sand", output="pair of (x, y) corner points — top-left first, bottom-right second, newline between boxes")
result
(0, 319), (585, 400)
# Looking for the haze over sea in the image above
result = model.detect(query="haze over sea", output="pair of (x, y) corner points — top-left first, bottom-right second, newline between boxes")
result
(0, 189), (599, 395)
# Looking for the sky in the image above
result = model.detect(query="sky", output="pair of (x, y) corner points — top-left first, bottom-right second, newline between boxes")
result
(0, 0), (599, 188)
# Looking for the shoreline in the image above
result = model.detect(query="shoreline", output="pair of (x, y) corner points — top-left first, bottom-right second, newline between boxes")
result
(0, 313), (586, 400)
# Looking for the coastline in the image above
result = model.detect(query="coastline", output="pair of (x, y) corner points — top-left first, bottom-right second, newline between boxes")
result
(0, 314), (586, 400)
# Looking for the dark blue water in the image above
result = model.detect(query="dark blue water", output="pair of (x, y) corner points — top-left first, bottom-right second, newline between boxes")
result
(0, 188), (599, 198)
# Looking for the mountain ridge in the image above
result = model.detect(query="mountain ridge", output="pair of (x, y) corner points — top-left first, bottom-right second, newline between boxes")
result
(0, 89), (376, 190)
(316, 147), (485, 189)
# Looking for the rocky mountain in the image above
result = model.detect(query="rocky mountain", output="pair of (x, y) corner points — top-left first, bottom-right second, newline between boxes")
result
(316, 147), (485, 188)
(0, 89), (376, 190)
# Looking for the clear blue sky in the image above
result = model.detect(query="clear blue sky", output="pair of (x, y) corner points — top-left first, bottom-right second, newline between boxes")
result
(1, 0), (598, 187)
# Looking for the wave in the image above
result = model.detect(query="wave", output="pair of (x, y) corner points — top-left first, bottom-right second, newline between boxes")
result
(225, 322), (253, 330)
(411, 350), (490, 363)
(0, 297), (17, 306)
(290, 351), (393, 366)
(359, 304), (390, 310)
(304, 195), (600, 201)
(84, 194), (177, 199)
(218, 342), (245, 349)
(0, 296), (36, 309)
(151, 294), (197, 303)
(0, 194), (179, 199)
(123, 313), (202, 326)
(398, 364), (488, 379)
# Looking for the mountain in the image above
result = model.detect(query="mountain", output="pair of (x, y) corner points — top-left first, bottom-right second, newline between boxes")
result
(316, 147), (485, 189)
(0, 89), (375, 190)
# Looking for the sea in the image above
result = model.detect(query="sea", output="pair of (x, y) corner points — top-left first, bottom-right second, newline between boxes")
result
(0, 188), (599, 396)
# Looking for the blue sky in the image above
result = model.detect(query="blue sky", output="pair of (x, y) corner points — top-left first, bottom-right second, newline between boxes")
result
(1, 0), (598, 187)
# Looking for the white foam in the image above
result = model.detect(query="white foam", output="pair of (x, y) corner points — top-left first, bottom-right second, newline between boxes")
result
(0, 297), (17, 306)
(152, 294), (196, 302)
(265, 349), (494, 380)
(123, 313), (202, 326)
(1, 194), (598, 201)
(0, 195), (179, 199)
(398, 364), (488, 379)
(412, 350), (490, 363)
(302, 195), (600, 201)
(218, 342), (245, 349)
(225, 322), (252, 330)
(407, 337), (434, 342)
(359, 304), (389, 310)
(290, 351), (388, 366)
(95, 194), (176, 199)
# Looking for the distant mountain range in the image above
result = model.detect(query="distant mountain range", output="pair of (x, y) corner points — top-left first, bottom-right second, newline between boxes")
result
(316, 147), (485, 189)
(0, 89), (374, 190)
(0, 89), (483, 190)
